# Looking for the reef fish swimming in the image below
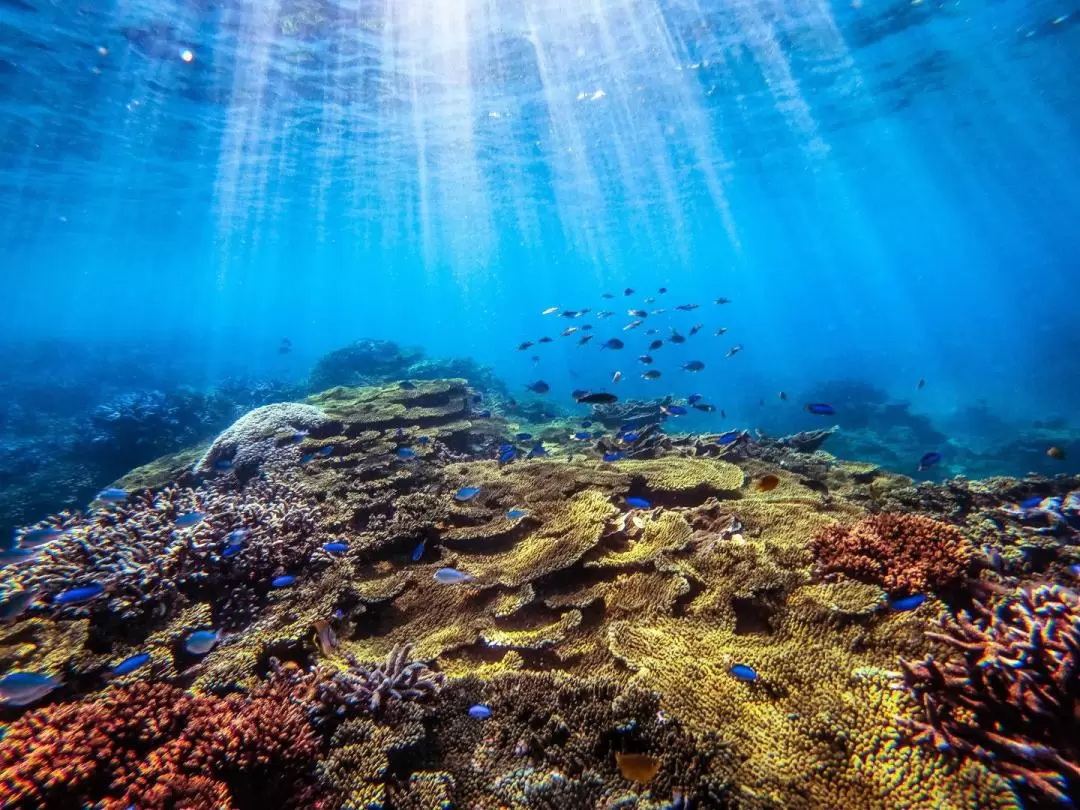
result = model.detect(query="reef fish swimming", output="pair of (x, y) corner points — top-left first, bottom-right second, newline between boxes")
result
(468, 704), (492, 719)
(323, 541), (348, 553)
(17, 527), (66, 548)
(53, 583), (105, 605)
(888, 594), (927, 611)
(0, 671), (62, 706)
(804, 403), (835, 416)
(507, 509), (528, 519)
(626, 497), (651, 509)
(576, 392), (618, 405)
(174, 512), (206, 529)
(111, 652), (152, 676)
(918, 452), (942, 471)
(455, 486), (481, 501)
(95, 488), (128, 503)
(728, 663), (759, 682)
(271, 575), (296, 588)
(411, 540), (426, 561)
(184, 630), (220, 655)
(434, 568), (475, 585)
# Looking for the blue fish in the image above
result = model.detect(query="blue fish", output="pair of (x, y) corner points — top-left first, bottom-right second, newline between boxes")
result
(301, 453), (315, 463)
(516, 433), (533, 441)
(1020, 496), (1044, 510)
(418, 436), (430, 445)
(317, 446), (334, 457)
(184, 629), (219, 655)
(0, 672), (62, 706)
(804, 403), (836, 416)
(455, 486), (481, 502)
(499, 443), (514, 452)
(112, 652), (152, 676)
(0, 548), (39, 566)
(468, 704), (493, 719)
(572, 432), (592, 441)
(622, 432), (640, 443)
(729, 664), (758, 682)
(53, 583), (105, 605)
(477, 410), (492, 418)
(434, 568), (475, 584)
(323, 542), (348, 554)
(174, 512), (206, 529)
(222, 544), (244, 559)
(527, 443), (548, 459)
(18, 527), (65, 548)
(507, 509), (528, 519)
(717, 431), (740, 446)
(95, 488), (128, 503)
(226, 529), (250, 545)
(271, 575), (296, 588)
(581, 420), (592, 428)
(688, 393), (703, 404)
(499, 448), (516, 464)
(397, 447), (416, 459)
(411, 540), (426, 561)
(1070, 564), (1080, 577)
(888, 594), (927, 611)
(213, 458), (234, 472)
(602, 452), (625, 462)
(918, 452), (942, 472)
(626, 497), (651, 509)
(661, 405), (688, 416)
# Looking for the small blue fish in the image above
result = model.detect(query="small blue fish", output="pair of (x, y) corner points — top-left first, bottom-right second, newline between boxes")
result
(222, 544), (244, 559)
(888, 594), (927, 611)
(516, 433), (533, 441)
(1070, 564), (1080, 577)
(804, 403), (836, 416)
(477, 410), (492, 418)
(289, 430), (309, 444)
(507, 509), (528, 519)
(455, 486), (481, 502)
(661, 405), (687, 416)
(581, 420), (592, 428)
(0, 672), (62, 706)
(112, 653), (152, 676)
(1020, 496), (1044, 510)
(95, 488), (128, 503)
(622, 432), (640, 443)
(688, 393), (703, 404)
(918, 452), (942, 472)
(397, 447), (416, 459)
(0, 547), (40, 567)
(53, 583), (105, 605)
(434, 568), (475, 584)
(717, 431), (740, 446)
(468, 704), (493, 719)
(271, 575), (296, 588)
(226, 529), (250, 545)
(174, 512), (206, 529)
(603, 452), (625, 462)
(411, 540), (426, 562)
(626, 497), (651, 509)
(317, 445), (334, 457)
(301, 453), (315, 463)
(729, 664), (758, 682)
(572, 432), (592, 441)
(499, 448), (516, 464)
(213, 458), (234, 472)
(418, 436), (430, 446)
(184, 629), (219, 655)
(18, 527), (66, 548)
(527, 443), (548, 459)
(323, 542), (348, 554)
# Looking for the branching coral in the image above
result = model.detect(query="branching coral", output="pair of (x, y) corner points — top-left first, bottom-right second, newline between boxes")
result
(899, 583), (1080, 806)
(0, 680), (322, 810)
(812, 512), (974, 594)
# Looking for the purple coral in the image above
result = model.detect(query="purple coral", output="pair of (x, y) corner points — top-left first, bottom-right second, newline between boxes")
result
(310, 643), (445, 721)
(899, 583), (1080, 806)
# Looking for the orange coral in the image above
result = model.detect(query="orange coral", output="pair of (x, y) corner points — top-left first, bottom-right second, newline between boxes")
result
(811, 513), (973, 594)
(0, 681), (323, 810)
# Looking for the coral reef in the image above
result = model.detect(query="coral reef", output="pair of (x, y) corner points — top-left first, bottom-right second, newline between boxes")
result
(812, 512), (975, 594)
(900, 583), (1080, 806)
(194, 401), (331, 475)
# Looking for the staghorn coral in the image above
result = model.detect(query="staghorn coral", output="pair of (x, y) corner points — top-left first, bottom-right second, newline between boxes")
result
(812, 512), (975, 594)
(194, 401), (330, 474)
(899, 583), (1080, 806)
(0, 680), (322, 810)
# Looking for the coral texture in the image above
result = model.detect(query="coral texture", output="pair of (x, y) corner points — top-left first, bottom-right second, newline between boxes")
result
(900, 583), (1080, 806)
(812, 512), (975, 593)
(194, 401), (330, 474)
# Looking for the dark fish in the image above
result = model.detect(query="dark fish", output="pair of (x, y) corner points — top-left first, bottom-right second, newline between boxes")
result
(561, 327), (579, 336)
(658, 287), (667, 294)
(639, 355), (654, 365)
(1048, 446), (1067, 461)
(715, 327), (728, 336)
(688, 394), (703, 404)
(601, 338), (625, 350)
(661, 405), (687, 416)
(527, 443), (548, 459)
(649, 339), (663, 350)
(477, 410), (492, 418)
(675, 304), (699, 312)
(645, 328), (659, 335)
(804, 403), (835, 416)
(399, 381), (416, 390)
(624, 288), (635, 296)
(582, 420), (593, 427)
(526, 380), (550, 394)
(418, 436), (430, 445)
(917, 378), (925, 390)
(222, 543), (244, 559)
(531, 355), (540, 364)
(578, 335), (594, 346)
(693, 403), (716, 413)
(628, 309), (648, 318)
(112, 653), (152, 676)
(798, 478), (829, 495)
(626, 497), (651, 509)
(778, 392), (787, 401)
(669, 329), (686, 344)
(689, 323), (702, 336)
(516, 433), (533, 440)
(213, 458), (234, 472)
(622, 431), (640, 442)
(682, 361), (705, 372)
(271, 575), (296, 588)
(581, 324), (594, 331)
(715, 297), (731, 304)
(54, 583), (105, 605)
(759, 399), (765, 407)
(517, 341), (534, 351)
(601, 293), (615, 299)
(725, 345), (743, 358)
(888, 594), (927, 611)
(720, 409), (727, 418)
(729, 663), (757, 681)
(538, 336), (553, 343)
(560, 310), (581, 318)
(576, 392), (618, 405)
(623, 320), (644, 331)
(918, 452), (942, 471)
(572, 389), (589, 398)
(642, 370), (662, 380)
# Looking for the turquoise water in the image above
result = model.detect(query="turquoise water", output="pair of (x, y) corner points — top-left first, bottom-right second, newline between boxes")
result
(1, 0), (1078, 514)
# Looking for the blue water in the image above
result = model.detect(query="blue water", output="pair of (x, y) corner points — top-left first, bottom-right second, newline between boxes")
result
(1, 0), (1078, 529)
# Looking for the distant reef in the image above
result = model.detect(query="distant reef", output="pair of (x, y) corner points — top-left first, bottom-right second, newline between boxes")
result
(2, 377), (1079, 809)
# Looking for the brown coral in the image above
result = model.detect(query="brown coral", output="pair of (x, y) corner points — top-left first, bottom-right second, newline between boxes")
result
(812, 512), (974, 594)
